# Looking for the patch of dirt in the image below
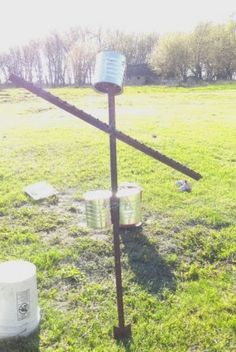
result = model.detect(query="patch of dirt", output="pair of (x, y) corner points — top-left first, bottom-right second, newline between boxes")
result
(36, 188), (110, 245)
(76, 250), (114, 281)
(90, 233), (110, 242)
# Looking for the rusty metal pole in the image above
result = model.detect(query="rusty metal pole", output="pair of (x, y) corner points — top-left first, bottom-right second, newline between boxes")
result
(9, 75), (202, 181)
(108, 92), (131, 339)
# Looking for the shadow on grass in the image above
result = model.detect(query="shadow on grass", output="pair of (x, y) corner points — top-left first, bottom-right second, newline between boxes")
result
(0, 327), (40, 352)
(120, 227), (176, 295)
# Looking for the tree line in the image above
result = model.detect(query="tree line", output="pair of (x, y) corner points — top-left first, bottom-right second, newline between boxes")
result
(0, 27), (158, 87)
(0, 20), (236, 87)
(151, 21), (236, 82)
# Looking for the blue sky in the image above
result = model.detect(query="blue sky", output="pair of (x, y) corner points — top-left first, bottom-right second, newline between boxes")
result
(0, 0), (235, 51)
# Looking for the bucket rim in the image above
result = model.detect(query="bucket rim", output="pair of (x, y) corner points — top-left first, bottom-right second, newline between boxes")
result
(83, 190), (111, 201)
(0, 260), (36, 283)
(96, 50), (126, 60)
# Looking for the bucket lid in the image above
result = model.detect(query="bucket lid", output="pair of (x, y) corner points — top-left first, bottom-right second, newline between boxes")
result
(0, 260), (36, 283)
(83, 190), (111, 201)
(117, 183), (142, 197)
(117, 188), (141, 197)
(96, 50), (126, 61)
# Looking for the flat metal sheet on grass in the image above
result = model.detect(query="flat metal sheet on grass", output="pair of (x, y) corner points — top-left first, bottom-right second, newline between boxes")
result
(24, 181), (58, 200)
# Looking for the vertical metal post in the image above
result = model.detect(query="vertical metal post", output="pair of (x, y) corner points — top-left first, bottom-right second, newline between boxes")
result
(108, 92), (131, 339)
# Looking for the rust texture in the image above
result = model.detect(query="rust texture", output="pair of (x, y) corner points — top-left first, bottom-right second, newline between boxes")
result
(9, 74), (202, 181)
(108, 92), (130, 337)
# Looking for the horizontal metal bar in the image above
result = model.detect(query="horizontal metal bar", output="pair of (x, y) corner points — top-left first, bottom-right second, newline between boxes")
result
(9, 74), (202, 180)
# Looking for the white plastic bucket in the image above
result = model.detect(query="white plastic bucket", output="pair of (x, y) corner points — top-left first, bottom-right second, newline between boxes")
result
(93, 51), (126, 95)
(84, 190), (112, 229)
(0, 260), (40, 339)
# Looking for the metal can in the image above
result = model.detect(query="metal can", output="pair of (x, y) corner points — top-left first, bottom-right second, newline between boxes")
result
(117, 183), (142, 227)
(93, 51), (126, 95)
(83, 190), (112, 229)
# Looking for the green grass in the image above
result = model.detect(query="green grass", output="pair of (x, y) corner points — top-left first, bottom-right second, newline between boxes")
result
(0, 84), (235, 351)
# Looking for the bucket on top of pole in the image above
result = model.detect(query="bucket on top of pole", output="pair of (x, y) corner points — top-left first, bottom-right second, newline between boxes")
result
(93, 51), (126, 95)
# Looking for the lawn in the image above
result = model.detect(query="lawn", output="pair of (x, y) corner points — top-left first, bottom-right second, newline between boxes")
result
(0, 83), (235, 351)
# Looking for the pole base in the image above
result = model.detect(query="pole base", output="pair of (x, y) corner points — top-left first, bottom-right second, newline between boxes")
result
(113, 324), (132, 339)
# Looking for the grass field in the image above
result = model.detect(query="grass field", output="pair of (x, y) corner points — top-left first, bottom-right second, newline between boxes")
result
(0, 84), (235, 351)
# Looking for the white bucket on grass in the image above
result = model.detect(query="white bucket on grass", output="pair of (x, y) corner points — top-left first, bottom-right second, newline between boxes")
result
(0, 260), (40, 339)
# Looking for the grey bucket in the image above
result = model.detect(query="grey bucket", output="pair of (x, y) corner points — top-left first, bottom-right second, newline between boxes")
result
(84, 190), (112, 229)
(117, 183), (142, 227)
(93, 51), (126, 95)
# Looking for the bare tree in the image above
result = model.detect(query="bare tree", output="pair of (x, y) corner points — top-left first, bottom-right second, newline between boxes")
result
(65, 26), (100, 85)
(5, 47), (23, 78)
(44, 32), (68, 86)
(99, 30), (158, 65)
(21, 40), (43, 84)
(0, 53), (10, 83)
(68, 41), (96, 85)
(133, 33), (159, 65)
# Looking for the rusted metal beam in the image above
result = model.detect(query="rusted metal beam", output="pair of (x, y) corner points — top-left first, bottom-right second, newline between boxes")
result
(9, 74), (202, 181)
(108, 92), (131, 339)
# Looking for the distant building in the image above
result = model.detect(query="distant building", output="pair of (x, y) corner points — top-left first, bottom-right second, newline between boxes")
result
(125, 64), (159, 85)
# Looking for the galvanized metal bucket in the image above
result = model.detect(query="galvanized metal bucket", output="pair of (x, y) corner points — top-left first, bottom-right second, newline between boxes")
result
(83, 190), (112, 229)
(93, 51), (126, 95)
(117, 183), (142, 227)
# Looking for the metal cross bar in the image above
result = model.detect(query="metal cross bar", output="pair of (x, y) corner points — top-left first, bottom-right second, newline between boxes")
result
(9, 74), (202, 180)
